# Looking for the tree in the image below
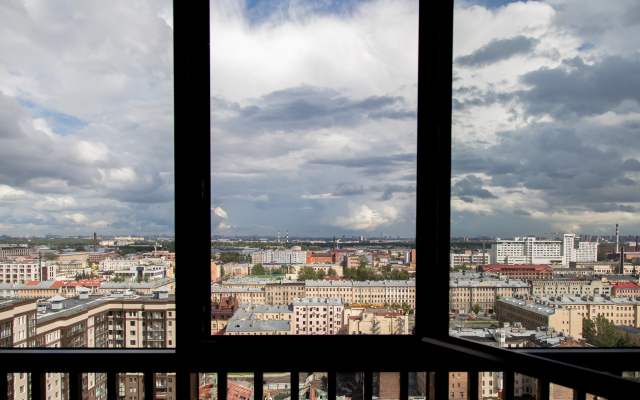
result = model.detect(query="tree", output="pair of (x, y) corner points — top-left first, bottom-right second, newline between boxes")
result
(316, 269), (326, 280)
(298, 267), (317, 281)
(327, 267), (337, 277)
(43, 252), (57, 261)
(471, 304), (482, 316)
(582, 315), (629, 347)
(220, 252), (242, 263)
(143, 273), (150, 282)
(75, 245), (86, 252)
(251, 263), (265, 275)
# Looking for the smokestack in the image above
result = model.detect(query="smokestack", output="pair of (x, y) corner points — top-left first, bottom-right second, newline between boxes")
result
(286, 231), (289, 243)
(278, 230), (280, 243)
(616, 224), (619, 254)
(94, 232), (97, 252)
(620, 247), (624, 274)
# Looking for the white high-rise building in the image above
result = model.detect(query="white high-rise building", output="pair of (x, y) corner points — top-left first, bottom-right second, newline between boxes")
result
(491, 234), (598, 267)
(251, 249), (307, 264)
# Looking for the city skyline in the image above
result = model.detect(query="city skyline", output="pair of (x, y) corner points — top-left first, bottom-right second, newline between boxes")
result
(451, 0), (640, 238)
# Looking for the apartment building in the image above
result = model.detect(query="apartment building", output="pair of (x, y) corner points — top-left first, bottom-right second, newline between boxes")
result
(490, 237), (563, 265)
(211, 286), (266, 305)
(345, 309), (409, 335)
(306, 252), (339, 264)
(251, 249), (307, 264)
(293, 298), (344, 335)
(611, 282), (640, 298)
(306, 280), (416, 310)
(0, 291), (176, 349)
(212, 278), (417, 311)
(530, 277), (612, 297)
(496, 296), (581, 338)
(498, 294), (640, 341)
(491, 235), (598, 267)
(211, 296), (238, 334)
(0, 245), (31, 259)
(449, 250), (491, 268)
(477, 264), (553, 281)
(99, 258), (142, 271)
(265, 280), (305, 305)
(0, 261), (41, 284)
(15, 280), (64, 298)
(98, 278), (175, 295)
(225, 303), (294, 335)
(449, 277), (530, 314)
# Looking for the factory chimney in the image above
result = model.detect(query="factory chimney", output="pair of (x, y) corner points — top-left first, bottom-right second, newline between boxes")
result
(620, 247), (625, 274)
(616, 224), (619, 254)
(94, 232), (97, 252)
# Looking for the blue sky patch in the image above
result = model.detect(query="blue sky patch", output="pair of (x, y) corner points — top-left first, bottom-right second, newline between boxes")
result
(17, 98), (87, 136)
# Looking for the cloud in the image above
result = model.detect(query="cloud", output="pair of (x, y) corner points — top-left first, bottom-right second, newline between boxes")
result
(455, 35), (539, 67)
(517, 56), (640, 119)
(212, 207), (228, 219)
(332, 203), (399, 231)
(301, 193), (340, 199)
(452, 175), (498, 200)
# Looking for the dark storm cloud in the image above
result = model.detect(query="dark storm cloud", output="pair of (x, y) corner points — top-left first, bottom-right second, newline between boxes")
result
(455, 35), (539, 68)
(452, 88), (515, 111)
(370, 184), (416, 201)
(212, 85), (416, 135)
(591, 203), (636, 213)
(452, 175), (497, 200)
(307, 153), (416, 176)
(453, 123), (640, 212)
(333, 182), (366, 196)
(517, 56), (640, 119)
(622, 158), (640, 171)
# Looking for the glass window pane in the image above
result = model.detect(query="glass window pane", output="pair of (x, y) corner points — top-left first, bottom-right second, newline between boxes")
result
(0, 0), (175, 349)
(451, 0), (640, 349)
(209, 1), (418, 334)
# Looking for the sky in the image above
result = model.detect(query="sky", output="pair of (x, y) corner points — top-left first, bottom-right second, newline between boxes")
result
(210, 0), (419, 238)
(0, 0), (175, 237)
(451, 0), (640, 239)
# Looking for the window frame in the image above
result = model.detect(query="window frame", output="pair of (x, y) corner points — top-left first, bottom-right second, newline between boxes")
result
(1, 1), (640, 400)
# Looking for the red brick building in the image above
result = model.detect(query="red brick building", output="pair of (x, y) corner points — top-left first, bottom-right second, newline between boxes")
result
(477, 264), (553, 280)
(611, 282), (640, 298)
(306, 252), (339, 264)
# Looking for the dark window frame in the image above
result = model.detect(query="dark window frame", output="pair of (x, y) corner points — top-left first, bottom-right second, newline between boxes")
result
(1, 1), (640, 400)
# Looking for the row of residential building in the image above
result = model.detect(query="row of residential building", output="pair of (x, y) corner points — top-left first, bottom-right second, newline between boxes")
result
(496, 294), (640, 340)
(211, 296), (410, 336)
(0, 259), (174, 284)
(250, 248), (416, 266)
(449, 270), (640, 315)
(0, 278), (175, 298)
(212, 279), (416, 310)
